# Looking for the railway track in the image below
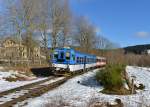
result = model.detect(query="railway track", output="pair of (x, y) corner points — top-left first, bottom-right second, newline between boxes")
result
(0, 67), (103, 107)
(0, 76), (68, 107)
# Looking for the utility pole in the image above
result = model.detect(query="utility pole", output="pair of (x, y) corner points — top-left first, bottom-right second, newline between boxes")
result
(131, 76), (136, 94)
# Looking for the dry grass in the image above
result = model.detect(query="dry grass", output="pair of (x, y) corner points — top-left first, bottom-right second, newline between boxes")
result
(104, 49), (150, 67)
(3, 75), (27, 82)
(3, 77), (18, 82)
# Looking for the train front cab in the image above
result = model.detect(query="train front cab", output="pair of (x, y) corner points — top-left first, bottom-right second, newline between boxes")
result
(52, 48), (76, 70)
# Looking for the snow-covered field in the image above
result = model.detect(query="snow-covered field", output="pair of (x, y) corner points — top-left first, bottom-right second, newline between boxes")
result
(0, 69), (47, 92)
(20, 66), (150, 107)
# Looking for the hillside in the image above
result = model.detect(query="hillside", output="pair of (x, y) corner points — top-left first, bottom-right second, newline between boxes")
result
(124, 44), (150, 54)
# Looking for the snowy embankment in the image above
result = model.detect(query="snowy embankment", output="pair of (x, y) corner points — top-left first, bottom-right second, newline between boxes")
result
(21, 66), (150, 107)
(0, 68), (47, 92)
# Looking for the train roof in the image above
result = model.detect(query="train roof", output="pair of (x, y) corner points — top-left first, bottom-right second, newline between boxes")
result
(74, 50), (96, 57)
(54, 47), (96, 57)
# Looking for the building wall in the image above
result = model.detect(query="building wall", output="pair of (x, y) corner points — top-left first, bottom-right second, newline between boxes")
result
(0, 38), (40, 59)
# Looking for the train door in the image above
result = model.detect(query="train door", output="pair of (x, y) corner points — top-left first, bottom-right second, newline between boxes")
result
(70, 51), (75, 64)
(65, 51), (70, 70)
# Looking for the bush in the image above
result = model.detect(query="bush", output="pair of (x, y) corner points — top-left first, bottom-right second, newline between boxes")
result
(96, 64), (125, 90)
(3, 77), (18, 82)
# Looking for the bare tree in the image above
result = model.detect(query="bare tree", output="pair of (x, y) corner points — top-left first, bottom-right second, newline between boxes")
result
(34, 0), (50, 63)
(49, 0), (63, 49)
(95, 35), (120, 49)
(48, 0), (72, 48)
(74, 16), (97, 52)
(58, 0), (72, 47)
(4, 0), (40, 62)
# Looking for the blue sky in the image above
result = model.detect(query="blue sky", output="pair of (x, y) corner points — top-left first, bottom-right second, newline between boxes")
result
(70, 0), (150, 47)
(0, 0), (150, 47)
(0, 1), (3, 13)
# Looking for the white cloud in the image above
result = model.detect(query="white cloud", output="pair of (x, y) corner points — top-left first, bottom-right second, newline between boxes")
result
(135, 31), (149, 38)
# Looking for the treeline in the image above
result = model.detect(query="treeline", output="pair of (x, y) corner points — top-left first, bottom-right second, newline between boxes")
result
(0, 0), (118, 62)
(124, 44), (150, 54)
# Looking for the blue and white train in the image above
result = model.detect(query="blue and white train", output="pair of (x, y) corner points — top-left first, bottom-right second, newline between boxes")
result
(51, 47), (106, 72)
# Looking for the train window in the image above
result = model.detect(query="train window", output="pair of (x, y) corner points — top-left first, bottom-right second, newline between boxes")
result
(72, 54), (75, 61)
(78, 57), (80, 63)
(83, 57), (86, 63)
(88, 58), (89, 62)
(82, 57), (84, 63)
(60, 52), (64, 59)
(80, 57), (82, 63)
(77, 57), (79, 63)
(66, 52), (70, 60)
(79, 57), (81, 63)
(54, 51), (58, 59)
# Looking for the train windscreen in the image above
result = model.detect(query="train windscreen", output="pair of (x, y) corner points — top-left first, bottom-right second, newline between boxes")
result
(60, 52), (64, 59)
(54, 51), (58, 59)
(66, 52), (70, 60)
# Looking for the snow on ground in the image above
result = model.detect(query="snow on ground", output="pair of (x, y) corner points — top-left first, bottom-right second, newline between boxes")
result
(0, 69), (47, 92)
(0, 77), (65, 105)
(21, 67), (150, 107)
